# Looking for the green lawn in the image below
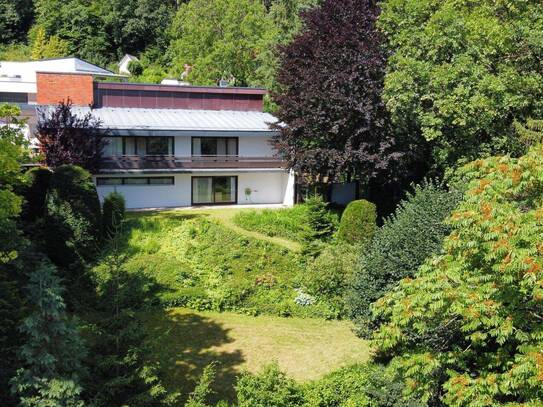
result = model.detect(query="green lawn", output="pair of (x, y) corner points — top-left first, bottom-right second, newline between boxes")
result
(143, 308), (370, 403)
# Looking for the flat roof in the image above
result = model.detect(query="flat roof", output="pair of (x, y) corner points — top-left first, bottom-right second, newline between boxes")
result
(38, 106), (278, 136)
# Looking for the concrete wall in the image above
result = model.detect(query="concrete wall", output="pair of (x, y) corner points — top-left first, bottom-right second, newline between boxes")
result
(96, 171), (292, 209)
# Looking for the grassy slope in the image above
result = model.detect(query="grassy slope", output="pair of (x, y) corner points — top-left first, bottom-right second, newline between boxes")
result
(143, 308), (370, 403)
(232, 205), (310, 244)
(93, 209), (335, 317)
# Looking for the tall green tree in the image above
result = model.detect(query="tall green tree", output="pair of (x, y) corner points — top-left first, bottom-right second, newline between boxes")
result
(373, 146), (543, 405)
(380, 0), (543, 170)
(0, 104), (30, 405)
(0, 0), (34, 44)
(168, 0), (276, 86)
(10, 258), (86, 407)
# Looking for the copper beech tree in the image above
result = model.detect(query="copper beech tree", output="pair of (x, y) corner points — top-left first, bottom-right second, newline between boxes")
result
(36, 101), (107, 173)
(272, 0), (421, 185)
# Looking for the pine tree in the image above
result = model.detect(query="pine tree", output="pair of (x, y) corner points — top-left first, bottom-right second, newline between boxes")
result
(10, 259), (86, 407)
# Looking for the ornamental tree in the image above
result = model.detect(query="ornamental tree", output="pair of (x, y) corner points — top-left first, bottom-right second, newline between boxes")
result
(272, 0), (417, 184)
(380, 0), (543, 170)
(36, 101), (106, 173)
(373, 146), (543, 405)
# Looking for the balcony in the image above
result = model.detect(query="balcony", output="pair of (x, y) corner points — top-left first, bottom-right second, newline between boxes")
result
(99, 155), (287, 172)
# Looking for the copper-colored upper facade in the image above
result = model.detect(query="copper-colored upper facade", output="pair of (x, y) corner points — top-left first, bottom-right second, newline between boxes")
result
(94, 82), (266, 111)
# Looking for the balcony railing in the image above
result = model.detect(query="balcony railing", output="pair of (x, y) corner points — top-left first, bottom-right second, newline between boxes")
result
(100, 155), (286, 172)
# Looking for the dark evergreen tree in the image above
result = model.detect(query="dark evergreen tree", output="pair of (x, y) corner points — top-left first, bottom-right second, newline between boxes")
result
(348, 181), (462, 338)
(0, 0), (34, 44)
(10, 258), (86, 407)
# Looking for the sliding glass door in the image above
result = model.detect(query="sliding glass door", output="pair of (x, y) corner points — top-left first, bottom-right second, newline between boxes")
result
(192, 176), (237, 205)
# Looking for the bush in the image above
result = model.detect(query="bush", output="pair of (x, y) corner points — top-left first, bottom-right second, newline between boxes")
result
(337, 199), (377, 245)
(43, 165), (102, 271)
(372, 147), (543, 404)
(303, 195), (337, 242)
(236, 363), (304, 407)
(348, 180), (462, 337)
(300, 244), (359, 318)
(20, 167), (52, 223)
(102, 192), (126, 238)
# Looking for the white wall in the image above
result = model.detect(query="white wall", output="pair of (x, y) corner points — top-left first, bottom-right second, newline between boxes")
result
(96, 171), (293, 209)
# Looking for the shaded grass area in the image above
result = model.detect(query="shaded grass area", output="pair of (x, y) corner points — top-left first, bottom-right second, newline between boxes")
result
(143, 308), (370, 404)
(233, 205), (310, 243)
(92, 210), (333, 317)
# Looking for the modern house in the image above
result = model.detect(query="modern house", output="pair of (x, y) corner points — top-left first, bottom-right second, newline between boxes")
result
(29, 68), (294, 209)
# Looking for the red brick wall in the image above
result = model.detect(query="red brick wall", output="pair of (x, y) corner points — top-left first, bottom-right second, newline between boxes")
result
(36, 72), (94, 106)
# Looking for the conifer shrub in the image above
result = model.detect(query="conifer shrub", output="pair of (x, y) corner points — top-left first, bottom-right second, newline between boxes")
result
(348, 180), (462, 338)
(102, 192), (126, 238)
(43, 165), (102, 269)
(337, 199), (377, 245)
(21, 167), (52, 223)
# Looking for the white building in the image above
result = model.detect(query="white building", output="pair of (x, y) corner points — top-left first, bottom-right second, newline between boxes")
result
(34, 75), (294, 209)
(118, 54), (139, 76)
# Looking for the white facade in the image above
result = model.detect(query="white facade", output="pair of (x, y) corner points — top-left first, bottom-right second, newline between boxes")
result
(96, 171), (294, 209)
(118, 54), (138, 75)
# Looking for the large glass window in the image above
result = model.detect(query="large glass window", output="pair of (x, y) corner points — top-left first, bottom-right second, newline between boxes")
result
(192, 137), (238, 156)
(103, 137), (123, 156)
(192, 176), (237, 204)
(147, 137), (173, 155)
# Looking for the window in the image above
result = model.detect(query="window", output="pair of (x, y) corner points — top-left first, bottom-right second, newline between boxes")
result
(103, 137), (123, 156)
(96, 177), (122, 186)
(192, 176), (237, 204)
(96, 177), (174, 186)
(147, 137), (173, 155)
(192, 137), (238, 156)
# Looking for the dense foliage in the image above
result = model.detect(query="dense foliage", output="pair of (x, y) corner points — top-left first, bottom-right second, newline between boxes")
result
(337, 199), (377, 245)
(43, 165), (101, 306)
(36, 102), (106, 172)
(10, 258), (86, 406)
(273, 0), (411, 183)
(300, 243), (358, 318)
(348, 181), (461, 337)
(168, 0), (274, 87)
(380, 0), (543, 170)
(0, 0), (34, 44)
(236, 363), (304, 407)
(20, 167), (52, 223)
(102, 191), (125, 238)
(373, 146), (543, 404)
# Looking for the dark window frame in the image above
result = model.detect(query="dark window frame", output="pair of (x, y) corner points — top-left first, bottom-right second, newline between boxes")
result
(191, 176), (238, 205)
(96, 176), (175, 186)
(117, 136), (174, 156)
(191, 137), (238, 157)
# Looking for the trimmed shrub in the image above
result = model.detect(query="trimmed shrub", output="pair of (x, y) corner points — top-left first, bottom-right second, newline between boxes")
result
(236, 363), (304, 407)
(347, 180), (462, 337)
(43, 165), (102, 270)
(102, 192), (126, 238)
(337, 199), (376, 245)
(20, 166), (52, 223)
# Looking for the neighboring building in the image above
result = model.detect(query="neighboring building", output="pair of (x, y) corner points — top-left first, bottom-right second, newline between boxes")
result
(118, 54), (139, 75)
(0, 57), (119, 104)
(33, 71), (294, 209)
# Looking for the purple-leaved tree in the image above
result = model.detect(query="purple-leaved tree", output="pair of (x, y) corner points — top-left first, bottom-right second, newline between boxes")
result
(36, 101), (107, 173)
(273, 0), (423, 189)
